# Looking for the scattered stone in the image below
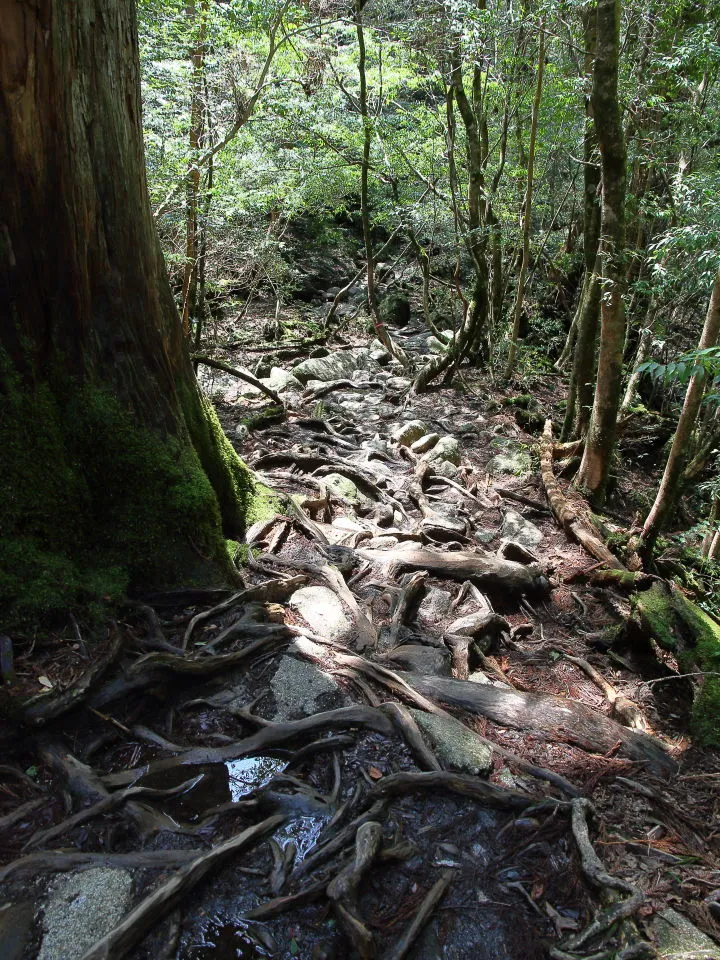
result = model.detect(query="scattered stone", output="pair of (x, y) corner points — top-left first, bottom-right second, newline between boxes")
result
(364, 536), (399, 549)
(39, 869), (133, 960)
(322, 472), (371, 506)
(290, 585), (352, 642)
(422, 436), (461, 466)
(499, 539), (539, 564)
(392, 420), (428, 446)
(474, 529), (496, 545)
(292, 349), (380, 384)
(369, 339), (391, 364)
(384, 376), (412, 391)
(409, 709), (492, 775)
(501, 510), (543, 549)
(417, 588), (453, 624)
(411, 433), (440, 454)
(374, 503), (394, 527)
(487, 450), (533, 478)
(651, 908), (719, 959)
(384, 644), (451, 675)
(269, 656), (342, 721)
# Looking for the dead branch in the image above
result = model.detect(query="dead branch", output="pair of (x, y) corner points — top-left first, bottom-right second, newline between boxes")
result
(191, 354), (284, 405)
(386, 870), (454, 960)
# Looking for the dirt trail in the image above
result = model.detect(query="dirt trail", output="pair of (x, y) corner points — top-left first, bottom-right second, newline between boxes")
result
(1, 320), (719, 960)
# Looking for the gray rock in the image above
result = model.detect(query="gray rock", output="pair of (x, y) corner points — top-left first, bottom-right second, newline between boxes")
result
(500, 510), (543, 549)
(384, 644), (451, 675)
(392, 420), (428, 446)
(417, 588), (453, 624)
(409, 709), (492, 774)
(269, 656), (342, 721)
(292, 349), (380, 384)
(487, 450), (533, 478)
(322, 472), (371, 506)
(651, 908), (719, 958)
(290, 585), (352, 642)
(422, 436), (461, 466)
(411, 433), (440, 454)
(431, 459), (460, 479)
(39, 869), (133, 960)
(263, 367), (303, 393)
(427, 336), (448, 354)
(369, 339), (391, 364)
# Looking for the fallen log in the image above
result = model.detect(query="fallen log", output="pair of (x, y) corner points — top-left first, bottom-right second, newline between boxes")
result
(356, 547), (547, 595)
(398, 673), (676, 776)
(540, 421), (626, 570)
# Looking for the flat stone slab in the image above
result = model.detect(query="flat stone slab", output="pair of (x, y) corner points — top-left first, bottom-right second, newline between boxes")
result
(269, 656), (342, 721)
(501, 510), (543, 549)
(289, 585), (352, 642)
(410, 709), (493, 775)
(39, 868), (133, 960)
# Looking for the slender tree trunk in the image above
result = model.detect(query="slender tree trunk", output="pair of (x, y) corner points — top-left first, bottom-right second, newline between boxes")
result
(560, 5), (601, 438)
(575, 0), (627, 503)
(505, 23), (545, 378)
(181, 1), (208, 335)
(0, 0), (254, 623)
(639, 266), (720, 557)
(354, 2), (407, 366)
(702, 496), (720, 558)
(619, 325), (653, 414)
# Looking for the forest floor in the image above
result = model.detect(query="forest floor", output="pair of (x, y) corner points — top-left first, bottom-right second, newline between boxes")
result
(1, 310), (720, 960)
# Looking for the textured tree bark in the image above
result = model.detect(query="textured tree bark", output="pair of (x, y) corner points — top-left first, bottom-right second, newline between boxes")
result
(505, 23), (545, 378)
(576, 0), (627, 504)
(0, 0), (254, 622)
(639, 266), (720, 556)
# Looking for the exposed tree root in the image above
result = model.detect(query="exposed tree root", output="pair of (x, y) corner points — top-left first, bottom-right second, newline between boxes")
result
(80, 815), (285, 960)
(370, 770), (559, 811)
(22, 625), (124, 727)
(386, 869), (454, 960)
(399, 672), (675, 776)
(357, 546), (547, 595)
(540, 421), (626, 570)
(191, 354), (284, 405)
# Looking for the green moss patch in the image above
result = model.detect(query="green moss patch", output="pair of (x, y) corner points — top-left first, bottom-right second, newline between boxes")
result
(0, 369), (254, 627)
(632, 583), (720, 745)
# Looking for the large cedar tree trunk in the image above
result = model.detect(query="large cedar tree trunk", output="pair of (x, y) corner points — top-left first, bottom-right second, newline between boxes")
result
(0, 0), (256, 624)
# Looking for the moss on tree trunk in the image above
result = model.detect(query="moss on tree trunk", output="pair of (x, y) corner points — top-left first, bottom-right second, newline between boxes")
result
(0, 0), (272, 627)
(632, 583), (720, 746)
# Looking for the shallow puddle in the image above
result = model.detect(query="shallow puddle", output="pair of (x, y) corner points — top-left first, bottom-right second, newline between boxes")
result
(225, 756), (286, 801)
(183, 919), (275, 959)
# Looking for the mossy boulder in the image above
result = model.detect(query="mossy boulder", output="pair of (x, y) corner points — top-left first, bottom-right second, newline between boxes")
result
(632, 583), (720, 745)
